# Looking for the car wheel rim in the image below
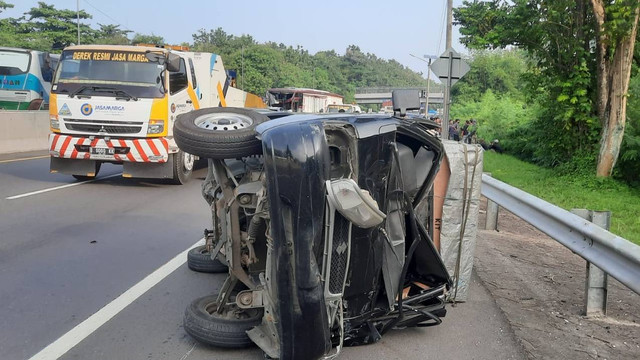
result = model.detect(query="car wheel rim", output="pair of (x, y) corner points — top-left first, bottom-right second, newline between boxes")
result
(194, 113), (254, 132)
(183, 152), (194, 172)
(203, 299), (260, 320)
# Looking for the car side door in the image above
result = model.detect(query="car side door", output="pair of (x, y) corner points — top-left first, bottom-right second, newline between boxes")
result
(168, 58), (192, 118)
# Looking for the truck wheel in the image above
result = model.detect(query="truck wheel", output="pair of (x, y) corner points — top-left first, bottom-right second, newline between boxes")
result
(171, 150), (193, 185)
(72, 162), (101, 181)
(174, 107), (269, 159)
(187, 245), (227, 273)
(183, 295), (262, 348)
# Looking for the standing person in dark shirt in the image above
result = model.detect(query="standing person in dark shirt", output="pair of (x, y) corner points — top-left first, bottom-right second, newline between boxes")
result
(461, 120), (470, 143)
(453, 119), (461, 141)
(468, 119), (478, 144)
(449, 120), (457, 140)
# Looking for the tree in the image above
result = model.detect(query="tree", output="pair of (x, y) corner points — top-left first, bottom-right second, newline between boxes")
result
(95, 23), (131, 45)
(131, 33), (164, 46)
(590, 1), (640, 176)
(455, 0), (640, 177)
(190, 28), (430, 98)
(0, 1), (13, 13)
(193, 27), (235, 52)
(451, 50), (528, 102)
(26, 2), (94, 49)
(617, 72), (640, 183)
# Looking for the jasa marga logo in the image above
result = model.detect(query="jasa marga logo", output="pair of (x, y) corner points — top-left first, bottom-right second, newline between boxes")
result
(81, 103), (93, 116)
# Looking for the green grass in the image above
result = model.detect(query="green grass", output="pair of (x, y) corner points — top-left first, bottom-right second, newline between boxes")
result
(483, 152), (640, 245)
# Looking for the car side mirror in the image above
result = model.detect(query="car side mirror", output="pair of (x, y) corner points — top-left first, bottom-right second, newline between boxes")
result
(166, 53), (181, 72)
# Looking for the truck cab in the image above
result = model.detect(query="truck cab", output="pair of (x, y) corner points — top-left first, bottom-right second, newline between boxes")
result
(48, 44), (265, 183)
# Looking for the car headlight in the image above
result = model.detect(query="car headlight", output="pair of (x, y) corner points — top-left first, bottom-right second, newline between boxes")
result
(147, 119), (165, 134)
(50, 116), (60, 130)
(326, 179), (385, 228)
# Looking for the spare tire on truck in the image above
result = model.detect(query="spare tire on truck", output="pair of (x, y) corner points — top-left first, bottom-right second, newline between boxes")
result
(174, 108), (269, 159)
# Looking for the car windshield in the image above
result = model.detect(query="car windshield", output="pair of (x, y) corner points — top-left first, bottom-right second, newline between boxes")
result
(0, 50), (31, 76)
(53, 50), (165, 99)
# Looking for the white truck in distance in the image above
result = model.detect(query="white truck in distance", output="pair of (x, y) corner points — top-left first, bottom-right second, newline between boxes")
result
(49, 44), (265, 183)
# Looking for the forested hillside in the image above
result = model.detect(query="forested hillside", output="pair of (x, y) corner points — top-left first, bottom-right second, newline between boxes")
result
(191, 29), (434, 102)
(0, 2), (434, 103)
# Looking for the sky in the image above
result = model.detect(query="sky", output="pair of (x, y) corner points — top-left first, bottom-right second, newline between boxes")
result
(4, 0), (466, 79)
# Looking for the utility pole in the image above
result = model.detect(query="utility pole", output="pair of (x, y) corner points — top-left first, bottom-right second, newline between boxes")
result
(446, 0), (453, 49)
(76, 0), (80, 45)
(443, 0), (454, 139)
(425, 58), (432, 116)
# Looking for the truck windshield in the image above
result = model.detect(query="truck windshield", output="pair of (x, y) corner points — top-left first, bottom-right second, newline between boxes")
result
(53, 50), (165, 99)
(0, 50), (31, 76)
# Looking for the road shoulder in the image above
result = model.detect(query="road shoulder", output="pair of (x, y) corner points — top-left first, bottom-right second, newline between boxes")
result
(475, 198), (640, 359)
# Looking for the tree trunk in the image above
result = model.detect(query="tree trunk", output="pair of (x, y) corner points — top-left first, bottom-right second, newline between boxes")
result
(592, 2), (640, 177)
(591, 0), (608, 120)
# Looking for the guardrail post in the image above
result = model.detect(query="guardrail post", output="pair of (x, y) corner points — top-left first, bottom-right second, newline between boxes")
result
(485, 200), (499, 231)
(484, 173), (499, 231)
(571, 209), (610, 316)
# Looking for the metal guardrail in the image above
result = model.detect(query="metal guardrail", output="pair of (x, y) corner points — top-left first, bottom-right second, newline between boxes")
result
(481, 173), (640, 295)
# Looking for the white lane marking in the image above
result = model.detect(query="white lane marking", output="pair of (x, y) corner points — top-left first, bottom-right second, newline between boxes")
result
(6, 173), (122, 200)
(179, 342), (198, 360)
(0, 155), (49, 164)
(28, 238), (205, 360)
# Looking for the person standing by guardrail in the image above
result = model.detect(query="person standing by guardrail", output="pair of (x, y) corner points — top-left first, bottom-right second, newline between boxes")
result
(468, 119), (478, 144)
(450, 119), (460, 141)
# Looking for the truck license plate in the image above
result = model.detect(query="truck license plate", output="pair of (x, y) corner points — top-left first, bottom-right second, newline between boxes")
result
(90, 147), (115, 156)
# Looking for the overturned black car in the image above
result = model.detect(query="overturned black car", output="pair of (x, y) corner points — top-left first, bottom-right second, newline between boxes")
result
(174, 93), (452, 360)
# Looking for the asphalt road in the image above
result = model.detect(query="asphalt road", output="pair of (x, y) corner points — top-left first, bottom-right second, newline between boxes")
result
(0, 151), (525, 360)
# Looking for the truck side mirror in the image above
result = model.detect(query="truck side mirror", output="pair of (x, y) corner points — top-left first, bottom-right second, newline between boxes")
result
(145, 51), (165, 65)
(166, 53), (181, 72)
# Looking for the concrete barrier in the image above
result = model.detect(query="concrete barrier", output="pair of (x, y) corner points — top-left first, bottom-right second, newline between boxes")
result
(0, 110), (50, 154)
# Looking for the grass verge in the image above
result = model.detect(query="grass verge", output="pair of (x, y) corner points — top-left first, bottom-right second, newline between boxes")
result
(483, 151), (640, 245)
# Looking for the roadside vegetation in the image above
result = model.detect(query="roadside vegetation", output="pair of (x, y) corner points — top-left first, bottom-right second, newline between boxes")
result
(451, 49), (640, 188)
(453, 1), (640, 183)
(484, 151), (640, 245)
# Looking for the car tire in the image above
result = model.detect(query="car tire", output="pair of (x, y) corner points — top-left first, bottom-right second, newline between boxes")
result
(72, 162), (101, 181)
(171, 150), (193, 185)
(187, 245), (227, 273)
(183, 295), (262, 348)
(174, 107), (269, 159)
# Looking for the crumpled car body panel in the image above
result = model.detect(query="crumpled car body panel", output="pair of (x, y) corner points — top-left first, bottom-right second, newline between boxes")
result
(259, 114), (452, 355)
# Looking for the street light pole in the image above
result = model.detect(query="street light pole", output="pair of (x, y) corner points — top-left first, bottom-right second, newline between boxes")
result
(442, 50), (453, 140)
(76, 0), (80, 45)
(446, 0), (453, 50)
(410, 53), (437, 117)
(425, 58), (431, 116)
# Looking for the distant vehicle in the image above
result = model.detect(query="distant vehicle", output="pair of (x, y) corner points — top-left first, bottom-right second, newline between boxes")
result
(380, 105), (394, 114)
(0, 47), (59, 110)
(326, 103), (362, 113)
(267, 87), (344, 113)
(48, 44), (265, 184)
